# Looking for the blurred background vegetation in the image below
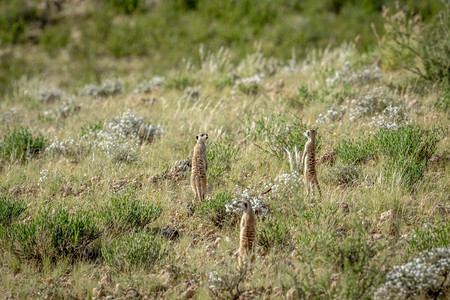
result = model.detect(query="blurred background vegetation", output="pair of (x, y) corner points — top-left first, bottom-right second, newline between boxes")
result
(0, 0), (445, 96)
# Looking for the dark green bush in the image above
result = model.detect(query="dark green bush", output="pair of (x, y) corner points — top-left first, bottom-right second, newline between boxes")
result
(102, 230), (164, 271)
(0, 197), (27, 226)
(335, 125), (447, 188)
(375, 125), (446, 187)
(102, 188), (162, 232)
(335, 138), (376, 164)
(0, 127), (47, 162)
(0, 205), (101, 264)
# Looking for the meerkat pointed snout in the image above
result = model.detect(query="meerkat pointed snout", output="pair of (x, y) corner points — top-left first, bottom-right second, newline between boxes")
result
(233, 199), (256, 267)
(301, 129), (322, 197)
(191, 133), (208, 202)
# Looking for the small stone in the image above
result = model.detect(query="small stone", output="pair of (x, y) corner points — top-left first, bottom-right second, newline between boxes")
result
(161, 227), (180, 240)
(125, 288), (140, 299)
(338, 202), (350, 215)
(378, 209), (395, 225)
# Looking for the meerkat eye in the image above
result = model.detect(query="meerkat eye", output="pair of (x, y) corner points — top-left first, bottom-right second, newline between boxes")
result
(244, 203), (248, 209)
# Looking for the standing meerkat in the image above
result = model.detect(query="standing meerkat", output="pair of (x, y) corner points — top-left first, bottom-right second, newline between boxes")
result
(191, 133), (208, 201)
(233, 199), (256, 267)
(301, 129), (322, 197)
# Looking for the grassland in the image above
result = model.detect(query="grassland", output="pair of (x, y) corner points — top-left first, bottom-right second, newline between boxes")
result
(1, 1), (449, 299)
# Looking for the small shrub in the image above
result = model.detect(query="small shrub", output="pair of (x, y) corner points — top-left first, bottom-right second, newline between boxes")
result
(375, 125), (446, 187)
(0, 205), (101, 264)
(181, 86), (201, 101)
(374, 247), (450, 299)
(42, 98), (81, 120)
(325, 163), (361, 187)
(165, 74), (197, 90)
(378, 4), (450, 83)
(81, 78), (124, 98)
(243, 113), (311, 160)
(434, 84), (450, 113)
(335, 138), (376, 164)
(101, 188), (162, 232)
(336, 124), (446, 188)
(80, 121), (103, 138)
(409, 222), (450, 251)
(258, 216), (291, 251)
(133, 76), (165, 94)
(0, 127), (47, 162)
(0, 197), (26, 226)
(283, 85), (318, 110)
(196, 192), (233, 227)
(46, 137), (87, 158)
(98, 109), (163, 145)
(102, 230), (164, 271)
(207, 138), (239, 180)
(208, 267), (247, 299)
(38, 88), (62, 104)
(234, 74), (264, 96)
(326, 62), (382, 86)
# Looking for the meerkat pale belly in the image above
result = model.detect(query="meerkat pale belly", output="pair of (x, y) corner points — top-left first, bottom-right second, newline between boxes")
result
(191, 133), (208, 201)
(233, 199), (256, 267)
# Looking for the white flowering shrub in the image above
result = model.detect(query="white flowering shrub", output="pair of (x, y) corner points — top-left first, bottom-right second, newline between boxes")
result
(316, 107), (346, 124)
(326, 62), (382, 86)
(133, 76), (165, 94)
(208, 268), (247, 299)
(265, 172), (303, 199)
(98, 110), (163, 146)
(39, 88), (62, 103)
(348, 88), (393, 121)
(81, 78), (124, 98)
(97, 139), (140, 164)
(225, 187), (268, 217)
(374, 247), (450, 299)
(43, 98), (81, 119)
(316, 87), (409, 129)
(90, 110), (163, 163)
(234, 74), (264, 95)
(181, 86), (201, 101)
(46, 137), (84, 157)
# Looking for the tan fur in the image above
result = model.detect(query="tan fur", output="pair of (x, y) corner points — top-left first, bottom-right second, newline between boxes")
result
(302, 129), (322, 197)
(234, 199), (256, 267)
(191, 133), (208, 201)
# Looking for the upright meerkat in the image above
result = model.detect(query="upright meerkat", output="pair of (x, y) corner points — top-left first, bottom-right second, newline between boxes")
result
(233, 199), (256, 267)
(301, 129), (322, 197)
(191, 133), (208, 201)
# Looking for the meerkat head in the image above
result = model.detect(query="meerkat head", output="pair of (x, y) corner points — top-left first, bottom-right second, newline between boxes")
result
(196, 133), (208, 142)
(232, 199), (252, 213)
(304, 129), (316, 140)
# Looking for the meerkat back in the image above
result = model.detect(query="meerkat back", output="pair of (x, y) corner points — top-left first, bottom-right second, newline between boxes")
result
(302, 129), (322, 196)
